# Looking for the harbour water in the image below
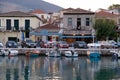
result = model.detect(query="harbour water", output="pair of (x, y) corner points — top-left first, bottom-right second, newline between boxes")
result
(0, 55), (120, 80)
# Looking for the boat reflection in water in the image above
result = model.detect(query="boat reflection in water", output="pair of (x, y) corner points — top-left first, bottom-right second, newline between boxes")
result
(0, 56), (120, 80)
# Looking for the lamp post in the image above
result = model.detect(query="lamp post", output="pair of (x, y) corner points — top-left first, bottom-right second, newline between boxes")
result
(92, 29), (95, 43)
(2, 28), (5, 47)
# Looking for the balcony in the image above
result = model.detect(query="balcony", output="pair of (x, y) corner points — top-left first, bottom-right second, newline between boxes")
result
(63, 29), (92, 35)
(0, 26), (34, 32)
(63, 26), (93, 35)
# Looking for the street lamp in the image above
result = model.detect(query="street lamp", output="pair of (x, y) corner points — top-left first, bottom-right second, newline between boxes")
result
(92, 29), (95, 43)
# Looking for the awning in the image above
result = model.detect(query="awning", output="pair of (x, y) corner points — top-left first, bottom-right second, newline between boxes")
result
(30, 30), (62, 36)
(61, 36), (95, 38)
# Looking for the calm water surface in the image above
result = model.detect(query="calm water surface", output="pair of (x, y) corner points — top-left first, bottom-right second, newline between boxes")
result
(0, 56), (120, 80)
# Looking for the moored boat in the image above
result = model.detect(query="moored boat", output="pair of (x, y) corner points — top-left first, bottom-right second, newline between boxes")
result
(110, 50), (120, 58)
(0, 49), (18, 57)
(46, 50), (61, 57)
(64, 50), (78, 57)
(87, 43), (101, 58)
(25, 50), (40, 57)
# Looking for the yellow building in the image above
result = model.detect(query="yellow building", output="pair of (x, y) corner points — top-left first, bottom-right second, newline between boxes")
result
(0, 11), (42, 45)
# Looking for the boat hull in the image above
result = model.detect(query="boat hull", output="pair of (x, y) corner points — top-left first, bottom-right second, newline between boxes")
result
(65, 51), (78, 57)
(46, 51), (61, 57)
(89, 52), (100, 58)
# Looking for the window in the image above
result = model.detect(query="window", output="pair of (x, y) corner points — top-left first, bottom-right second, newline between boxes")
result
(25, 20), (30, 30)
(77, 18), (81, 30)
(41, 15), (44, 19)
(25, 20), (30, 38)
(14, 19), (19, 30)
(68, 18), (72, 27)
(86, 18), (90, 26)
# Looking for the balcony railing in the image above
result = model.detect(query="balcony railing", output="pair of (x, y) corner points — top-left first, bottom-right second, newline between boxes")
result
(0, 26), (33, 31)
(63, 29), (92, 35)
(65, 26), (92, 31)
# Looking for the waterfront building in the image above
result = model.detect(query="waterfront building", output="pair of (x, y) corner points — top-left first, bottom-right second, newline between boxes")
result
(60, 8), (95, 43)
(30, 23), (61, 42)
(0, 11), (42, 44)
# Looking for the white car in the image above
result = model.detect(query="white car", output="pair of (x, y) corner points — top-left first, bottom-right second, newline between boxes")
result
(0, 42), (3, 48)
(98, 40), (117, 48)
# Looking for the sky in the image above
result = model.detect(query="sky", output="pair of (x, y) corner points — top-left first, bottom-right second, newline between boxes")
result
(44, 0), (120, 11)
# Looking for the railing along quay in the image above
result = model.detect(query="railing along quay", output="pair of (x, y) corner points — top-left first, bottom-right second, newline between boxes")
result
(0, 48), (118, 51)
(0, 48), (117, 56)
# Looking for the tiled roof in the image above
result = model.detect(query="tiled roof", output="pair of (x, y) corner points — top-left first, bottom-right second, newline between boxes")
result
(95, 11), (119, 18)
(34, 23), (60, 32)
(0, 11), (36, 17)
(61, 8), (74, 11)
(63, 8), (95, 14)
(30, 9), (46, 14)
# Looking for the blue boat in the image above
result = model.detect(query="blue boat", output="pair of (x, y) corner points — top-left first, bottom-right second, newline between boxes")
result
(30, 53), (39, 57)
(88, 30), (101, 58)
(89, 52), (100, 58)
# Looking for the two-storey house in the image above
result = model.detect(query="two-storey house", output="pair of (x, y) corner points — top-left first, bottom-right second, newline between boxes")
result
(0, 11), (42, 45)
(61, 8), (95, 43)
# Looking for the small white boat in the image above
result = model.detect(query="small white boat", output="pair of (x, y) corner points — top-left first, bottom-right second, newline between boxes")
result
(0, 49), (6, 56)
(110, 50), (120, 58)
(9, 49), (19, 56)
(64, 51), (78, 57)
(46, 50), (61, 57)
(46, 47), (61, 57)
(5, 49), (18, 56)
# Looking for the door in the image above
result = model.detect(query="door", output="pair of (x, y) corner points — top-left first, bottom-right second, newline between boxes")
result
(25, 20), (30, 38)
(14, 20), (19, 30)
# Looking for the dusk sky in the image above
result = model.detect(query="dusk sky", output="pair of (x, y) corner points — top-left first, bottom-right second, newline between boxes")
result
(44, 0), (120, 11)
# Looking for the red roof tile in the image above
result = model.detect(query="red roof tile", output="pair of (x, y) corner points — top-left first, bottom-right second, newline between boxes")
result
(95, 11), (119, 18)
(34, 23), (60, 32)
(30, 9), (46, 14)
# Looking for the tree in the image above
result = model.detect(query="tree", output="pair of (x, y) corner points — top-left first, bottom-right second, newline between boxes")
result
(108, 4), (120, 10)
(94, 19), (117, 40)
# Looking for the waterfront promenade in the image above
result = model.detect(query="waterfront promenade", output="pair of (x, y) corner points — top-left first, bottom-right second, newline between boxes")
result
(0, 47), (117, 56)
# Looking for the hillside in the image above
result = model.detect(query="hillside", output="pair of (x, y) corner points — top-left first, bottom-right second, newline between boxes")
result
(0, 0), (63, 13)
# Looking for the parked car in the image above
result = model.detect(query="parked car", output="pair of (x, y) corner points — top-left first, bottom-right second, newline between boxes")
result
(117, 42), (120, 47)
(43, 41), (57, 48)
(98, 40), (118, 48)
(108, 40), (118, 48)
(21, 39), (36, 48)
(73, 41), (87, 48)
(36, 41), (44, 48)
(6, 41), (18, 48)
(57, 41), (69, 48)
(25, 39), (36, 48)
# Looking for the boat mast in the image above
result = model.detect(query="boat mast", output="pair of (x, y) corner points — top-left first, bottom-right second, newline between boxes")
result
(92, 29), (95, 51)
